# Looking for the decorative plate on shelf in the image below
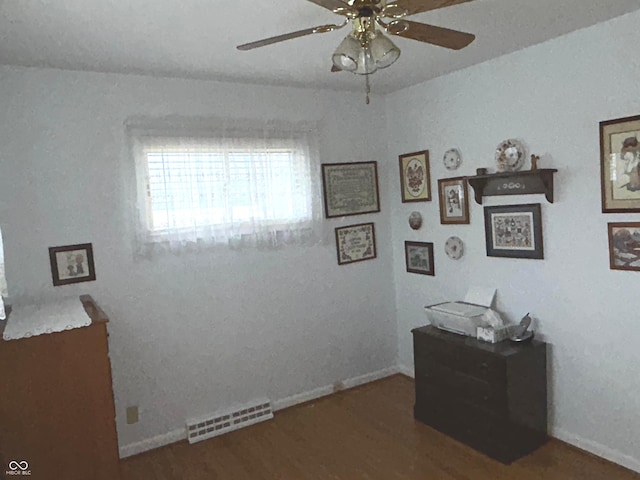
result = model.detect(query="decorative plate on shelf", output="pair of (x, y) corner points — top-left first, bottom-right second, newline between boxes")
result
(495, 139), (526, 172)
(445, 236), (464, 260)
(443, 148), (462, 171)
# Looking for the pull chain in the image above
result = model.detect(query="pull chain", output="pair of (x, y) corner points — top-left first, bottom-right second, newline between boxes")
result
(365, 73), (371, 105)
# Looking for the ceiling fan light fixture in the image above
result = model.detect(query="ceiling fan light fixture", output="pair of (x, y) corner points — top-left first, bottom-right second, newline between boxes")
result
(387, 19), (409, 35)
(331, 33), (361, 72)
(380, 3), (408, 19)
(352, 45), (376, 75)
(370, 31), (400, 69)
(332, 30), (399, 76)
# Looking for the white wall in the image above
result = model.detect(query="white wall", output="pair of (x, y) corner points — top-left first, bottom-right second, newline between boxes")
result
(0, 67), (397, 452)
(387, 10), (640, 472)
(3, 8), (640, 472)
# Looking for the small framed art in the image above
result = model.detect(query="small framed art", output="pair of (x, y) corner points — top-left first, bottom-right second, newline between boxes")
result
(335, 223), (377, 265)
(322, 162), (380, 218)
(404, 241), (434, 276)
(600, 114), (640, 213)
(438, 177), (470, 225)
(49, 243), (96, 286)
(483, 204), (543, 259)
(608, 222), (640, 271)
(399, 150), (431, 202)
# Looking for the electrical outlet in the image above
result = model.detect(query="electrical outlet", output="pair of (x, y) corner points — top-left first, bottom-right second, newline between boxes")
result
(126, 406), (139, 425)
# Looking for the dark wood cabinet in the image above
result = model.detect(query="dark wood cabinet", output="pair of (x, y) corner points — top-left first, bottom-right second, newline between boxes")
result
(412, 325), (547, 463)
(0, 296), (121, 479)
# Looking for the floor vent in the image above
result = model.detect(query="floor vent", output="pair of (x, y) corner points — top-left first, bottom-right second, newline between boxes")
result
(186, 398), (273, 444)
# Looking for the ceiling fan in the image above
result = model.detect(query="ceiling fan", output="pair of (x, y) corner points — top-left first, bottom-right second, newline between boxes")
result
(237, 0), (477, 100)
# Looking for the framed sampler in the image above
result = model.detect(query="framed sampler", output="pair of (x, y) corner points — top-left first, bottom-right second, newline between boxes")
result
(404, 241), (434, 276)
(484, 204), (543, 259)
(438, 177), (470, 225)
(399, 150), (431, 202)
(335, 223), (377, 265)
(322, 162), (380, 218)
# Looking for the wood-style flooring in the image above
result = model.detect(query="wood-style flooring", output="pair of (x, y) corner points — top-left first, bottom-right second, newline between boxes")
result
(121, 375), (640, 480)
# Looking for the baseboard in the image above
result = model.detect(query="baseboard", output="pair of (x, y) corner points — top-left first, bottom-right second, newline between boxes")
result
(397, 364), (414, 378)
(119, 428), (187, 459)
(273, 365), (400, 411)
(551, 427), (640, 474)
(271, 384), (335, 412)
(341, 366), (400, 390)
(119, 365), (399, 458)
(119, 366), (640, 475)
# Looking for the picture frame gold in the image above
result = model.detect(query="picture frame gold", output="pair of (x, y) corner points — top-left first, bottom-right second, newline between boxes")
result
(600, 114), (640, 213)
(399, 150), (431, 203)
(438, 177), (470, 225)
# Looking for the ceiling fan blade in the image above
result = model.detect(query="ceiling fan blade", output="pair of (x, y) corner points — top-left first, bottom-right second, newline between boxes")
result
(388, 19), (475, 50)
(388, 0), (475, 16)
(306, 0), (354, 15)
(237, 23), (345, 51)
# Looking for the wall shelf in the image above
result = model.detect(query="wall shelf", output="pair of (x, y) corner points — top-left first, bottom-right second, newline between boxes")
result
(466, 168), (557, 204)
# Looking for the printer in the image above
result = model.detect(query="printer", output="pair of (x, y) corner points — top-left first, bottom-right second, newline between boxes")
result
(425, 287), (502, 337)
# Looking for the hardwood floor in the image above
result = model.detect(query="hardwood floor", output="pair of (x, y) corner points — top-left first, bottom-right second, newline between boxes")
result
(121, 375), (639, 479)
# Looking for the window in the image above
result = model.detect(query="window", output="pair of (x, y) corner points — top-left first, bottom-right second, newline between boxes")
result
(130, 120), (321, 254)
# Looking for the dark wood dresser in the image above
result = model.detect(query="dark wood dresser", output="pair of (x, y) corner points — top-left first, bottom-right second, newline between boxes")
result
(0, 295), (121, 479)
(412, 325), (547, 463)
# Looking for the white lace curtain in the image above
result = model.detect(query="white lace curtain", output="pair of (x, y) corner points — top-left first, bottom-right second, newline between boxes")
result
(127, 118), (325, 256)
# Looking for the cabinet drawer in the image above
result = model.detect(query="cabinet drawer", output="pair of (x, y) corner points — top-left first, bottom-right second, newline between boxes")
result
(414, 391), (545, 463)
(414, 341), (505, 384)
(415, 404), (528, 464)
(415, 370), (507, 414)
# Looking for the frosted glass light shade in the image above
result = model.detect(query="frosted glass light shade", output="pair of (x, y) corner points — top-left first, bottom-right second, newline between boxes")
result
(370, 32), (400, 69)
(353, 46), (376, 75)
(331, 34), (361, 72)
(332, 30), (401, 75)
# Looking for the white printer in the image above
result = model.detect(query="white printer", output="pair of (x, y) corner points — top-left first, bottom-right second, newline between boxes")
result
(425, 287), (500, 337)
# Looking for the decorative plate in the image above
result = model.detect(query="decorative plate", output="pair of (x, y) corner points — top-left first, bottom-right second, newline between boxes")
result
(495, 139), (526, 172)
(443, 148), (462, 171)
(445, 236), (464, 260)
(408, 211), (423, 230)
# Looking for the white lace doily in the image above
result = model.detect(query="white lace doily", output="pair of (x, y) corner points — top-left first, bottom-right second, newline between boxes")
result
(2, 297), (91, 341)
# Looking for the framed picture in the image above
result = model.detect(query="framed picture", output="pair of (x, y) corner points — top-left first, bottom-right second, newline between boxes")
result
(405, 241), (434, 276)
(600, 114), (640, 213)
(48, 243), (96, 286)
(399, 150), (431, 202)
(608, 222), (640, 271)
(335, 223), (377, 265)
(438, 177), (470, 224)
(322, 162), (380, 218)
(483, 204), (543, 259)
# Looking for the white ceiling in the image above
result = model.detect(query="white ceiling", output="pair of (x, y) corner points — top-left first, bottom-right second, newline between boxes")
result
(1, 0), (640, 94)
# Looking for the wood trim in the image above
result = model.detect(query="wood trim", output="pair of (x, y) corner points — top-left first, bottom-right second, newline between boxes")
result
(81, 294), (109, 324)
